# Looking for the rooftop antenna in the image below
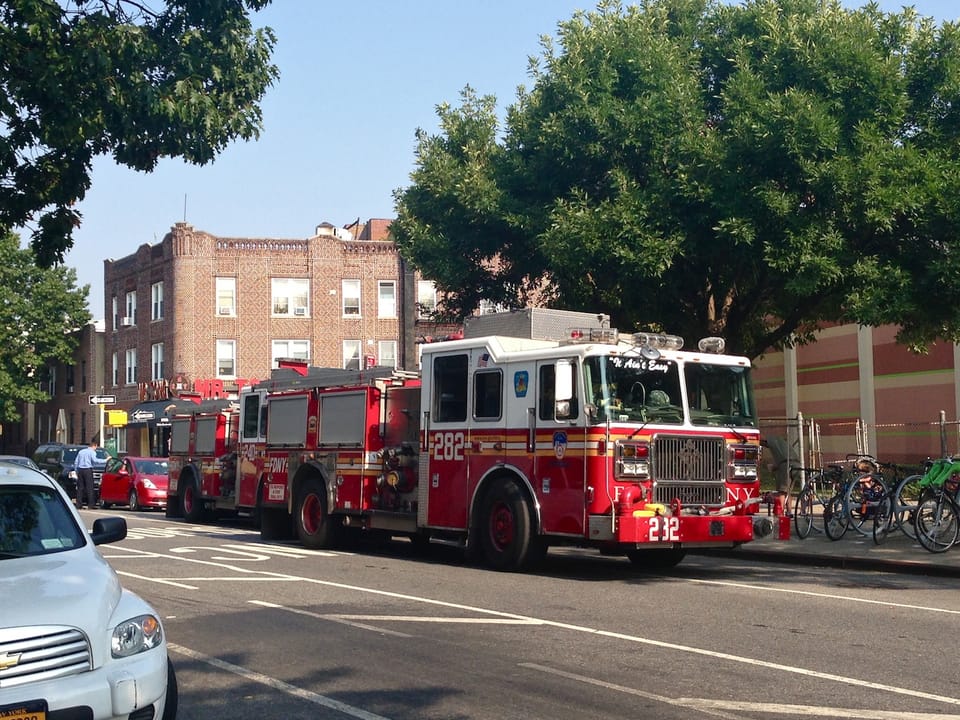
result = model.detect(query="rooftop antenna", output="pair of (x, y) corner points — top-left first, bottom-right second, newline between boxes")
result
(183, 194), (187, 222)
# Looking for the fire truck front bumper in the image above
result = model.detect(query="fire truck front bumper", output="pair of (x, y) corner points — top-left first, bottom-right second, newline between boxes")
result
(616, 511), (787, 547)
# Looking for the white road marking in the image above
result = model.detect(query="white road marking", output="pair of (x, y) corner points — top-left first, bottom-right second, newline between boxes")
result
(115, 571), (198, 590)
(167, 642), (392, 720)
(681, 576), (960, 615)
(522, 663), (960, 720)
(111, 543), (960, 710)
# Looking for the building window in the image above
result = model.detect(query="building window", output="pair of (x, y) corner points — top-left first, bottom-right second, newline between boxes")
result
(342, 279), (360, 317)
(151, 282), (164, 320)
(112, 352), (118, 387)
(272, 278), (309, 317)
(216, 277), (236, 316)
(47, 366), (56, 396)
(377, 340), (397, 369)
(111, 296), (119, 331)
(65, 364), (75, 393)
(343, 340), (361, 370)
(378, 281), (396, 318)
(81, 360), (87, 393)
(272, 340), (310, 367)
(417, 280), (437, 319)
(217, 339), (236, 378)
(125, 349), (137, 384)
(124, 291), (137, 326)
(151, 343), (164, 381)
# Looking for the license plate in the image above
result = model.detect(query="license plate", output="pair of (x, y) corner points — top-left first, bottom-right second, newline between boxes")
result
(0, 699), (47, 720)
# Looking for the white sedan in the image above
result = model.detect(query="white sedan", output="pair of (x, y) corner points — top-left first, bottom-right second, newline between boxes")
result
(0, 462), (177, 719)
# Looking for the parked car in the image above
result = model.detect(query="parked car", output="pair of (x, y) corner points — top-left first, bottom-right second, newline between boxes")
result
(99, 456), (169, 511)
(0, 455), (40, 471)
(0, 461), (177, 719)
(32, 443), (109, 501)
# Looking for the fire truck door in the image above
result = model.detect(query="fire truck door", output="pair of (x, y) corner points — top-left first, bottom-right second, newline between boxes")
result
(424, 352), (471, 529)
(533, 360), (587, 536)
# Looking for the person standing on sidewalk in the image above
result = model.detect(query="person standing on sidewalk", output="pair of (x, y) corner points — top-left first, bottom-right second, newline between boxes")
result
(75, 440), (98, 509)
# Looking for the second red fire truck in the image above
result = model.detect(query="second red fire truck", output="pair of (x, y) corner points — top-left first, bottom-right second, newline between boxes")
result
(167, 308), (787, 571)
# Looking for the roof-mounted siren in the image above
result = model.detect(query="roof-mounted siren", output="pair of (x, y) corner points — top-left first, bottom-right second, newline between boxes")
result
(698, 337), (726, 354)
(631, 332), (684, 361)
(569, 327), (619, 344)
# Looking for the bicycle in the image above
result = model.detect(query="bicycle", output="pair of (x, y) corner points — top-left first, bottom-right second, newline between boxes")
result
(824, 455), (887, 541)
(872, 470), (923, 544)
(914, 459), (960, 554)
(793, 465), (843, 539)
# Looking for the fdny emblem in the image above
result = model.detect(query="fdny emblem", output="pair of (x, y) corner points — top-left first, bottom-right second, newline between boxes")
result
(553, 431), (568, 460)
(514, 371), (528, 397)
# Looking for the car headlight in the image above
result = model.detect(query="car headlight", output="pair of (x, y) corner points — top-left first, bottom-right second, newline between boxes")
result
(142, 478), (157, 489)
(68, 470), (77, 480)
(112, 614), (163, 658)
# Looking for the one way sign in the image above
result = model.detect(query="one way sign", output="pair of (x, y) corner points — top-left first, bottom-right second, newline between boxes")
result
(88, 395), (116, 405)
(130, 409), (156, 422)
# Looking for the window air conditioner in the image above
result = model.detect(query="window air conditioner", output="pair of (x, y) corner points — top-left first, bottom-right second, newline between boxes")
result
(218, 307), (231, 315)
(120, 317), (134, 326)
(294, 306), (307, 316)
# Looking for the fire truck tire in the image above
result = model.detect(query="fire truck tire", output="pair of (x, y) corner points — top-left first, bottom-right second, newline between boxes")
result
(625, 548), (686, 570)
(181, 476), (205, 523)
(479, 478), (539, 571)
(295, 477), (340, 549)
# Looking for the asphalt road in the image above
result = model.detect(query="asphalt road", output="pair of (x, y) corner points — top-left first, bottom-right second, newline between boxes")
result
(85, 509), (960, 720)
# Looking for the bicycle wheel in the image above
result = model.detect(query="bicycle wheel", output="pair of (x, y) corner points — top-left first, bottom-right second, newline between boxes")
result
(892, 474), (923, 540)
(844, 474), (887, 537)
(915, 494), (960, 553)
(823, 494), (848, 540)
(872, 494), (894, 545)
(794, 485), (816, 539)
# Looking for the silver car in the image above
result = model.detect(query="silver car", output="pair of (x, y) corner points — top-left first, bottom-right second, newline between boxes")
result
(0, 462), (177, 719)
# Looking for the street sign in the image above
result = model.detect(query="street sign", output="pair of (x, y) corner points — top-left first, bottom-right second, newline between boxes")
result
(105, 410), (128, 426)
(130, 409), (156, 422)
(88, 394), (116, 405)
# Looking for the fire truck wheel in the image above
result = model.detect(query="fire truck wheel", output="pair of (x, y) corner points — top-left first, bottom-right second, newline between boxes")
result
(181, 476), (205, 523)
(295, 477), (339, 549)
(625, 548), (686, 570)
(479, 478), (537, 571)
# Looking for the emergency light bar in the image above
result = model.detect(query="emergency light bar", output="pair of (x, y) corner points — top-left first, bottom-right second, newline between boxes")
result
(631, 332), (684, 350)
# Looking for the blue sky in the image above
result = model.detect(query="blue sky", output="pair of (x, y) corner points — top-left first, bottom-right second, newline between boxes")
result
(64, 0), (958, 318)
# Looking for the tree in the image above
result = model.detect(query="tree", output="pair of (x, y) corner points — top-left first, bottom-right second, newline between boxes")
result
(0, 0), (278, 266)
(392, 0), (960, 359)
(0, 231), (91, 423)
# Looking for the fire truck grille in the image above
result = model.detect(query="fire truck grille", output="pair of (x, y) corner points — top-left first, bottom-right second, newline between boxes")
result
(652, 435), (726, 506)
(0, 626), (91, 688)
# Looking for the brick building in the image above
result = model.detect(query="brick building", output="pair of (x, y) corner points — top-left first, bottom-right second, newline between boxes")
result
(102, 219), (454, 456)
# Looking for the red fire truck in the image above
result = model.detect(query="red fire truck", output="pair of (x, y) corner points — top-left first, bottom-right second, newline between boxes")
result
(166, 308), (787, 571)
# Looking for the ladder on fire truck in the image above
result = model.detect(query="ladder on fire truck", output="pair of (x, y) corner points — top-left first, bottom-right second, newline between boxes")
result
(255, 360), (418, 393)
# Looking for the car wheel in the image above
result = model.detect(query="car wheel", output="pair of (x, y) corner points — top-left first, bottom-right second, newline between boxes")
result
(99, 496), (111, 509)
(129, 488), (140, 512)
(162, 657), (179, 720)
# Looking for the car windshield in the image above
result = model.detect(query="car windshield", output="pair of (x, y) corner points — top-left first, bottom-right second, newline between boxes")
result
(684, 362), (757, 427)
(0, 484), (85, 558)
(584, 355), (683, 424)
(62, 448), (80, 463)
(135, 460), (169, 475)
(95, 448), (110, 461)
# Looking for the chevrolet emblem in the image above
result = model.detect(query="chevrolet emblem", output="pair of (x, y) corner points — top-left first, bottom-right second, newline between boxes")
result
(0, 652), (22, 671)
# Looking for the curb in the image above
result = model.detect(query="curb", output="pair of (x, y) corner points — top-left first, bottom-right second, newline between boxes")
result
(693, 546), (960, 579)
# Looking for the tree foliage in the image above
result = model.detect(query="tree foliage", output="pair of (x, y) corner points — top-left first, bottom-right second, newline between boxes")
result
(393, 0), (960, 358)
(0, 232), (91, 423)
(0, 0), (278, 266)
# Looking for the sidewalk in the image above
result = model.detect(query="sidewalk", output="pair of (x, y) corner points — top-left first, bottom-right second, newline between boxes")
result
(697, 527), (960, 577)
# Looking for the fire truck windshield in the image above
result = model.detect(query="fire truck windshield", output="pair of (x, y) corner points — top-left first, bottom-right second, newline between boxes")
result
(583, 355), (756, 427)
(584, 355), (683, 424)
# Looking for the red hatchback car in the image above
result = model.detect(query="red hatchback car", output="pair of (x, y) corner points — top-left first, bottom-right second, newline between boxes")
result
(99, 456), (169, 511)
